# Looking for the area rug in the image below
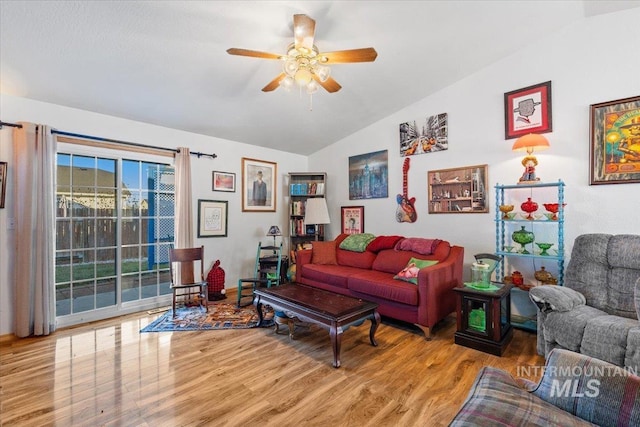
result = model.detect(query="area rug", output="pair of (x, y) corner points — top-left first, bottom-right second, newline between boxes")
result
(140, 302), (274, 332)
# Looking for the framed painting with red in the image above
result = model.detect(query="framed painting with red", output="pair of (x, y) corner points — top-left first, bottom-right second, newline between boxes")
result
(341, 206), (364, 234)
(504, 81), (552, 140)
(589, 96), (640, 185)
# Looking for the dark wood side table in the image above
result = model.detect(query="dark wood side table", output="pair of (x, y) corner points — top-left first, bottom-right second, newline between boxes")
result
(259, 254), (289, 284)
(453, 282), (513, 356)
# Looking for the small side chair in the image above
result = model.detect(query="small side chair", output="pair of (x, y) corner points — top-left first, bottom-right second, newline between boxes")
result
(169, 245), (208, 317)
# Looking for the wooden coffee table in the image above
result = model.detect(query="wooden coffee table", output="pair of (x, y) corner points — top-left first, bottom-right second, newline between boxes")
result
(254, 283), (380, 368)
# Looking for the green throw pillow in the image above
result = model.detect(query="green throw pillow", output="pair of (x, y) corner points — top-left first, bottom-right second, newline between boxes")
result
(393, 257), (439, 284)
(338, 233), (376, 252)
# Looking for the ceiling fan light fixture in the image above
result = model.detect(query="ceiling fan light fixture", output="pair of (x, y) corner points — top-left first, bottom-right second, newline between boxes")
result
(283, 58), (299, 77)
(314, 64), (331, 82)
(279, 76), (295, 91)
(294, 68), (312, 86)
(306, 80), (319, 94)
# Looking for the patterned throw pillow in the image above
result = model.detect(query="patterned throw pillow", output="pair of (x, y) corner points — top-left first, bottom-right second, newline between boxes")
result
(311, 241), (337, 265)
(338, 233), (376, 252)
(393, 257), (439, 284)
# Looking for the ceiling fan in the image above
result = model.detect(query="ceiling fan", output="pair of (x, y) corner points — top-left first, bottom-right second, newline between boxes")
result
(227, 14), (377, 94)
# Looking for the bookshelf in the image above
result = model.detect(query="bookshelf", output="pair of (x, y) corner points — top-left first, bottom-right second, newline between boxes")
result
(288, 172), (327, 254)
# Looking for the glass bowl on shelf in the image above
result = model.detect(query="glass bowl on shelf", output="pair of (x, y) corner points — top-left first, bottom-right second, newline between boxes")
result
(499, 204), (514, 219)
(535, 242), (554, 256)
(543, 203), (567, 221)
(512, 226), (535, 254)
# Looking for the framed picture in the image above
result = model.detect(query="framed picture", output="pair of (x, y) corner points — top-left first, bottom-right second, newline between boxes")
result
(428, 164), (489, 214)
(212, 171), (236, 192)
(348, 150), (388, 200)
(0, 162), (6, 209)
(341, 206), (364, 234)
(197, 200), (228, 237)
(504, 81), (552, 139)
(399, 113), (448, 156)
(241, 157), (277, 212)
(589, 96), (640, 185)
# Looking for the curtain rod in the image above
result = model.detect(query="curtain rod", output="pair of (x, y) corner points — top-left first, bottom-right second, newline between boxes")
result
(0, 120), (217, 159)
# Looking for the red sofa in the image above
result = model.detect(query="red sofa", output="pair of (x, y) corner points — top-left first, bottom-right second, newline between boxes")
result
(296, 234), (464, 339)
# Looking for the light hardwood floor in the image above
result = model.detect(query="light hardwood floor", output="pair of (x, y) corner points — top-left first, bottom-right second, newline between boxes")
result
(0, 296), (544, 427)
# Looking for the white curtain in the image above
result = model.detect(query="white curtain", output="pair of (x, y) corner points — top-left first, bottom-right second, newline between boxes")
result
(13, 123), (56, 337)
(174, 147), (193, 248)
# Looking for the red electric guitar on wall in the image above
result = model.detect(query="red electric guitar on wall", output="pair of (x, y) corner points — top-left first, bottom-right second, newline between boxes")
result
(396, 158), (417, 223)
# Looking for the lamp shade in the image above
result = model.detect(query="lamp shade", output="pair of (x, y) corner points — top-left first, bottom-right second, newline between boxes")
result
(512, 133), (550, 153)
(266, 225), (282, 237)
(304, 198), (330, 225)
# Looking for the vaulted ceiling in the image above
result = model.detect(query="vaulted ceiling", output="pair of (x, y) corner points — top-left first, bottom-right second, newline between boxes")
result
(1, 1), (638, 155)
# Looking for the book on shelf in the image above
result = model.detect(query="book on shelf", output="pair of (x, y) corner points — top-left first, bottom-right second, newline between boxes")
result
(291, 200), (305, 216)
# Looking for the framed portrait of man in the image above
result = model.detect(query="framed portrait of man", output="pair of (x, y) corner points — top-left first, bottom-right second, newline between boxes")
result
(241, 157), (277, 212)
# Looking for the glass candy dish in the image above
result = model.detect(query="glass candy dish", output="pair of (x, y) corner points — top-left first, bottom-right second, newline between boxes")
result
(535, 242), (553, 256)
(499, 204), (514, 220)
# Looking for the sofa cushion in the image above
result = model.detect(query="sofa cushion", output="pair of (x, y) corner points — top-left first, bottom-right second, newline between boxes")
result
(367, 235), (403, 253)
(605, 235), (640, 319)
(338, 233), (376, 252)
(393, 257), (438, 284)
(347, 270), (418, 306)
(336, 248), (376, 269)
(300, 264), (363, 289)
(625, 327), (640, 370)
(371, 245), (446, 275)
(635, 278), (640, 320)
(566, 234), (640, 319)
(543, 305), (608, 353)
(395, 237), (442, 255)
(580, 315), (639, 367)
(450, 366), (594, 426)
(311, 240), (337, 265)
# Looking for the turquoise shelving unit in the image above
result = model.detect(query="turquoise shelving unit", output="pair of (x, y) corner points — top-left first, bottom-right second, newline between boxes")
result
(494, 180), (565, 331)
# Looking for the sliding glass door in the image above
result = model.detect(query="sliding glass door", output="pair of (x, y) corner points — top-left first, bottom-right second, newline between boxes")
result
(55, 149), (174, 324)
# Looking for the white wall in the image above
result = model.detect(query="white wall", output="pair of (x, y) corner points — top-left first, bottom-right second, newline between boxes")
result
(0, 95), (307, 335)
(2, 9), (639, 336)
(310, 10), (640, 275)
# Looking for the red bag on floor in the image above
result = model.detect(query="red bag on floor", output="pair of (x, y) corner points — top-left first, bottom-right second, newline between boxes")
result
(207, 260), (226, 301)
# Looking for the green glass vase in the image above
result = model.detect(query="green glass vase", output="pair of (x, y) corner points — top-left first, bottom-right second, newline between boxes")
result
(512, 226), (535, 254)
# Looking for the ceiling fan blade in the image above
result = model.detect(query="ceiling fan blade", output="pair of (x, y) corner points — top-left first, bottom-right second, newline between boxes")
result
(313, 75), (342, 93)
(262, 73), (286, 92)
(227, 48), (282, 60)
(293, 14), (316, 51)
(319, 48), (378, 63)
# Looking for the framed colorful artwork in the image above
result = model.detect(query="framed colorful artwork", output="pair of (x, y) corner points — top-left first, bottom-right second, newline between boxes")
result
(589, 96), (640, 185)
(504, 81), (552, 139)
(241, 157), (277, 212)
(348, 150), (388, 200)
(341, 206), (364, 234)
(212, 171), (235, 192)
(399, 113), (448, 156)
(197, 200), (228, 237)
(428, 164), (489, 214)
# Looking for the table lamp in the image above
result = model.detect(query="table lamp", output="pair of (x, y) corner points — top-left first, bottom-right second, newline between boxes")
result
(512, 133), (550, 184)
(304, 198), (330, 240)
(266, 225), (282, 247)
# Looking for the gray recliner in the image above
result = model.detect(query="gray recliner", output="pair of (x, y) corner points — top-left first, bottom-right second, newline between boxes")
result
(529, 234), (640, 370)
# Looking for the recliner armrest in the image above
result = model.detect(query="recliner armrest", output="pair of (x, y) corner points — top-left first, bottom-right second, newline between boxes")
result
(529, 286), (586, 313)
